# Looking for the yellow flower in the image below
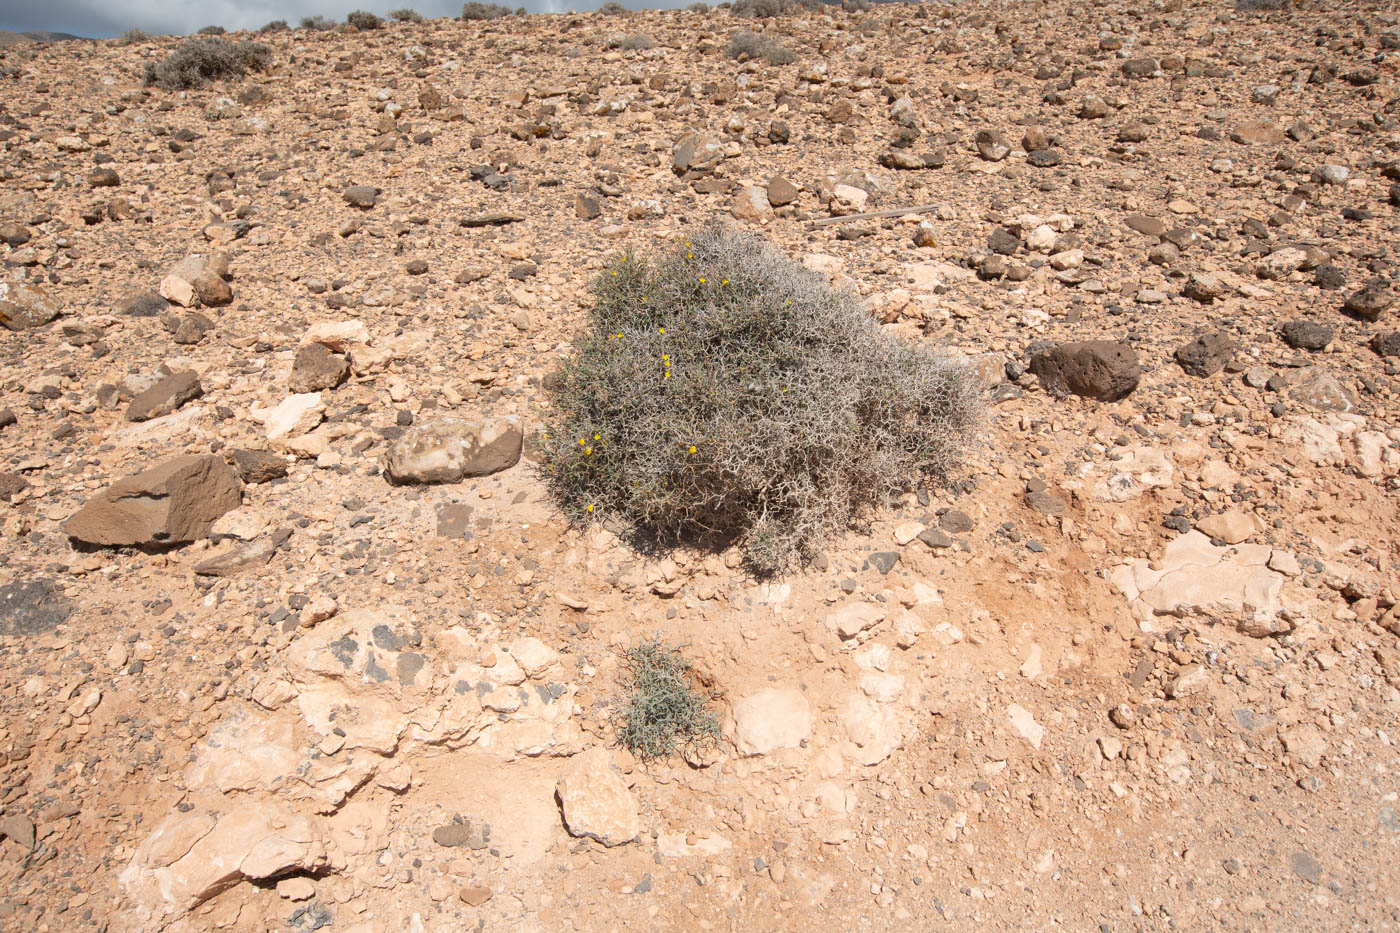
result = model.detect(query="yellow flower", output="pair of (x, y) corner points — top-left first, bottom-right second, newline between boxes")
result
(593, 433), (600, 440)
(611, 270), (619, 276)
(577, 438), (585, 445)
(662, 354), (670, 361)
(586, 504), (594, 513)
(698, 277), (707, 284)
(687, 252), (693, 259)
(658, 327), (665, 334)
(663, 371), (671, 379)
(721, 279), (729, 286)
(584, 447), (592, 455)
(688, 445), (697, 454)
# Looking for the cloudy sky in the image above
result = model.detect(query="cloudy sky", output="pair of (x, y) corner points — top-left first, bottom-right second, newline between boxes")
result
(0, 0), (681, 39)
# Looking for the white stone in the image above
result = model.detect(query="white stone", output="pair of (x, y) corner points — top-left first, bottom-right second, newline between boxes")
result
(732, 688), (812, 756)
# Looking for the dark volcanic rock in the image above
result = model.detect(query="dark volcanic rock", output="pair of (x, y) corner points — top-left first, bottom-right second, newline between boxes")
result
(1029, 340), (1141, 402)
(1174, 332), (1235, 377)
(1280, 319), (1334, 351)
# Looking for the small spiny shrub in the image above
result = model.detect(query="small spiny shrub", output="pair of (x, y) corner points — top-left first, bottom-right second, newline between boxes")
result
(300, 15), (337, 30)
(609, 32), (656, 51)
(541, 225), (983, 575)
(460, 1), (516, 19)
(598, 1), (629, 14)
(117, 28), (150, 45)
(258, 19), (288, 33)
(196, 24), (226, 35)
(616, 640), (720, 761)
(725, 29), (795, 64)
(389, 8), (425, 22)
(143, 37), (272, 90)
(346, 10), (382, 29)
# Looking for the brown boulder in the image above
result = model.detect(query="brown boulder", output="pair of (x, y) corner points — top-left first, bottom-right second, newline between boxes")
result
(63, 455), (242, 546)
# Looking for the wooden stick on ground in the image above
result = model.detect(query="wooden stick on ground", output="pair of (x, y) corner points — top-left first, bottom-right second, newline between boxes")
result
(809, 204), (941, 227)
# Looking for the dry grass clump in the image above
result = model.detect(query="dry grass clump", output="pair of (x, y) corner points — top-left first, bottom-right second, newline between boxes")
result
(143, 37), (272, 90)
(541, 225), (983, 575)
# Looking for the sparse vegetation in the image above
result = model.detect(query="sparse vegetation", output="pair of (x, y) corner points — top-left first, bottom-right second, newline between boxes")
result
(258, 19), (289, 33)
(300, 15), (337, 30)
(608, 32), (656, 51)
(346, 10), (383, 29)
(389, 8), (425, 22)
(616, 639), (720, 761)
(142, 37), (273, 91)
(541, 225), (982, 574)
(460, 2), (516, 19)
(599, 1), (629, 14)
(117, 28), (150, 45)
(725, 29), (795, 65)
(730, 0), (794, 17)
(196, 25), (226, 35)
(687, 2), (711, 10)
(1235, 0), (1290, 9)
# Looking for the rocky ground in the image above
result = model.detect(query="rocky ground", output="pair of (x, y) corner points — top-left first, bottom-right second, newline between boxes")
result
(0, 1), (1398, 930)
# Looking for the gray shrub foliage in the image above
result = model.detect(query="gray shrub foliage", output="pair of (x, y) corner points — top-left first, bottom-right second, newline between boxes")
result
(541, 225), (983, 575)
(143, 38), (272, 91)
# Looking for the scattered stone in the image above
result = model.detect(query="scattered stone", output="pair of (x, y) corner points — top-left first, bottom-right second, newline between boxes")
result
(64, 455), (243, 547)
(1280, 319), (1334, 351)
(382, 417), (523, 484)
(556, 748), (639, 847)
(126, 371), (202, 422)
(265, 393), (325, 440)
(1029, 340), (1141, 402)
(0, 578), (73, 636)
(159, 255), (232, 308)
(289, 344), (350, 394)
(0, 276), (61, 330)
(344, 185), (380, 208)
(459, 886), (493, 907)
(1174, 332), (1235, 377)
(1344, 279), (1394, 321)
(974, 128), (1009, 162)
(1289, 369), (1356, 413)
(766, 176), (798, 207)
(733, 688), (813, 756)
(228, 449), (288, 484)
(1196, 510), (1262, 545)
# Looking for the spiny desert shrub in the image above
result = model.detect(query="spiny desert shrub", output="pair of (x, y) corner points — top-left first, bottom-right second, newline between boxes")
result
(346, 10), (382, 29)
(1235, 0), (1290, 9)
(460, 2), (515, 19)
(616, 640), (720, 761)
(731, 0), (793, 17)
(300, 15), (337, 30)
(608, 32), (656, 50)
(117, 28), (149, 45)
(196, 24), (226, 35)
(143, 37), (272, 90)
(541, 225), (982, 574)
(725, 29), (795, 64)
(258, 19), (288, 33)
(599, 1), (629, 14)
(389, 8), (425, 21)
(687, 2), (711, 10)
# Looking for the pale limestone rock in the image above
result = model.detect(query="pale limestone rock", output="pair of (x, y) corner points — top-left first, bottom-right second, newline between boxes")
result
(265, 393), (325, 441)
(1108, 531), (1288, 636)
(1195, 509), (1263, 545)
(828, 602), (885, 640)
(732, 688), (812, 756)
(1006, 704), (1044, 749)
(840, 694), (903, 765)
(555, 748), (638, 847)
